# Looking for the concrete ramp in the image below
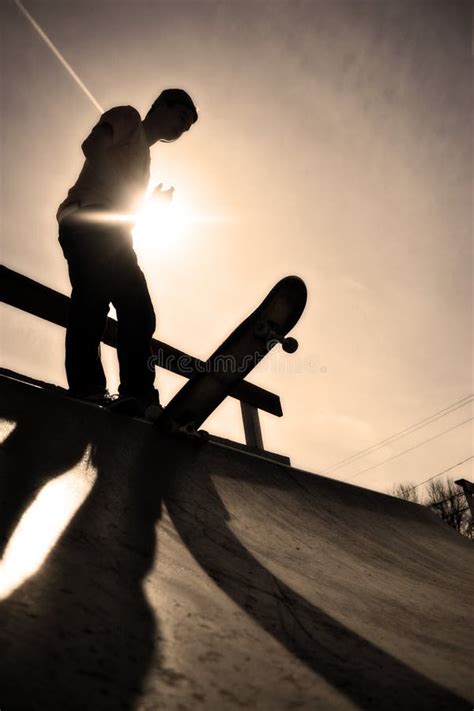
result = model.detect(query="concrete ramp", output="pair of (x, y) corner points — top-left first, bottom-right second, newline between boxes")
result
(0, 374), (472, 710)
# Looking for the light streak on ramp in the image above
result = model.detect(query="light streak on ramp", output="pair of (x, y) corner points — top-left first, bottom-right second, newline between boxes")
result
(13, 0), (103, 113)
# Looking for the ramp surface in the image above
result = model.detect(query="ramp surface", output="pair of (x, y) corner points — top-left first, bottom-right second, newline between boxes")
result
(0, 374), (472, 710)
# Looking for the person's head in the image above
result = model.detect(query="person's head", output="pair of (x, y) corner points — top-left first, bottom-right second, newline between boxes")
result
(144, 88), (198, 144)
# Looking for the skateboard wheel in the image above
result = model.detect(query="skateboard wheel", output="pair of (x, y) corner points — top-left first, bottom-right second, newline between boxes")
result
(282, 337), (298, 353)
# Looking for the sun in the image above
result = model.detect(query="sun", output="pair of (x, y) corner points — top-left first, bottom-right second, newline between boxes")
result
(132, 194), (191, 254)
(130, 187), (229, 259)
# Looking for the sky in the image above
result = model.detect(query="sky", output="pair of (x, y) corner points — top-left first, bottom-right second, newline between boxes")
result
(1, 0), (472, 494)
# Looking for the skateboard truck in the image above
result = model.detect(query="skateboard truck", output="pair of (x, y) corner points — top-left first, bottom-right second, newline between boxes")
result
(157, 415), (209, 442)
(182, 422), (209, 441)
(254, 321), (299, 353)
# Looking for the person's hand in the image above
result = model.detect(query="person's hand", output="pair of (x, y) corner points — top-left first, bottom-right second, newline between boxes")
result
(152, 183), (175, 205)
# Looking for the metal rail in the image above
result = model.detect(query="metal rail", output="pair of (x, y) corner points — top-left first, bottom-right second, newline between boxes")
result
(1, 264), (282, 447)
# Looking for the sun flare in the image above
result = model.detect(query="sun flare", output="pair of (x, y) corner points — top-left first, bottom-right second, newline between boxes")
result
(132, 194), (192, 253)
(131, 190), (228, 257)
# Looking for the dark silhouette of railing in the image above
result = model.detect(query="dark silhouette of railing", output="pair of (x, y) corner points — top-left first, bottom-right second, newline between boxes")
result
(0, 264), (282, 450)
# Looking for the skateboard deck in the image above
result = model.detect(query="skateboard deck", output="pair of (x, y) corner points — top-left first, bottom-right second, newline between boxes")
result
(156, 275), (307, 436)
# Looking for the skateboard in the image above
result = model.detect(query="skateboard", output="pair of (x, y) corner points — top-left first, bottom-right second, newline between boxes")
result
(156, 275), (307, 437)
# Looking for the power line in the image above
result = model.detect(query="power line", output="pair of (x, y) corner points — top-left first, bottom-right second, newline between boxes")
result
(405, 456), (474, 493)
(321, 395), (473, 475)
(322, 395), (473, 474)
(13, 0), (103, 112)
(348, 417), (473, 480)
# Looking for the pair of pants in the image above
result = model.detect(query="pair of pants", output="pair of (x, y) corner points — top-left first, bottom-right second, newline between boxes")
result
(59, 216), (156, 398)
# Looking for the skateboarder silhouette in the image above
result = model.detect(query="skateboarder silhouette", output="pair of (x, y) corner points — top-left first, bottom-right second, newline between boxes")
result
(57, 88), (198, 418)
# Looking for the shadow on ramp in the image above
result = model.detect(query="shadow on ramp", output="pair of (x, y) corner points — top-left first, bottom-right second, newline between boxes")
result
(0, 375), (471, 710)
(164, 448), (471, 711)
(0, 382), (165, 710)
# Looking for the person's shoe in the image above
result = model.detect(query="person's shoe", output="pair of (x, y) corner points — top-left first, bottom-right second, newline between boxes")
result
(107, 389), (163, 421)
(140, 388), (163, 421)
(106, 395), (143, 417)
(69, 390), (112, 407)
(143, 401), (165, 423)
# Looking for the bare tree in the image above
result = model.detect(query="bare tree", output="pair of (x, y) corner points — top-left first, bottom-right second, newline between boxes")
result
(390, 482), (420, 504)
(390, 477), (472, 539)
(426, 477), (472, 538)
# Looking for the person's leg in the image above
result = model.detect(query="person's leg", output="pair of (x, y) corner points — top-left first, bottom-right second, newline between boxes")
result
(60, 220), (111, 396)
(65, 282), (110, 396)
(111, 247), (158, 403)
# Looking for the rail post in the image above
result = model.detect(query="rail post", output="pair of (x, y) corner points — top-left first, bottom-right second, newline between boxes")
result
(240, 402), (264, 450)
